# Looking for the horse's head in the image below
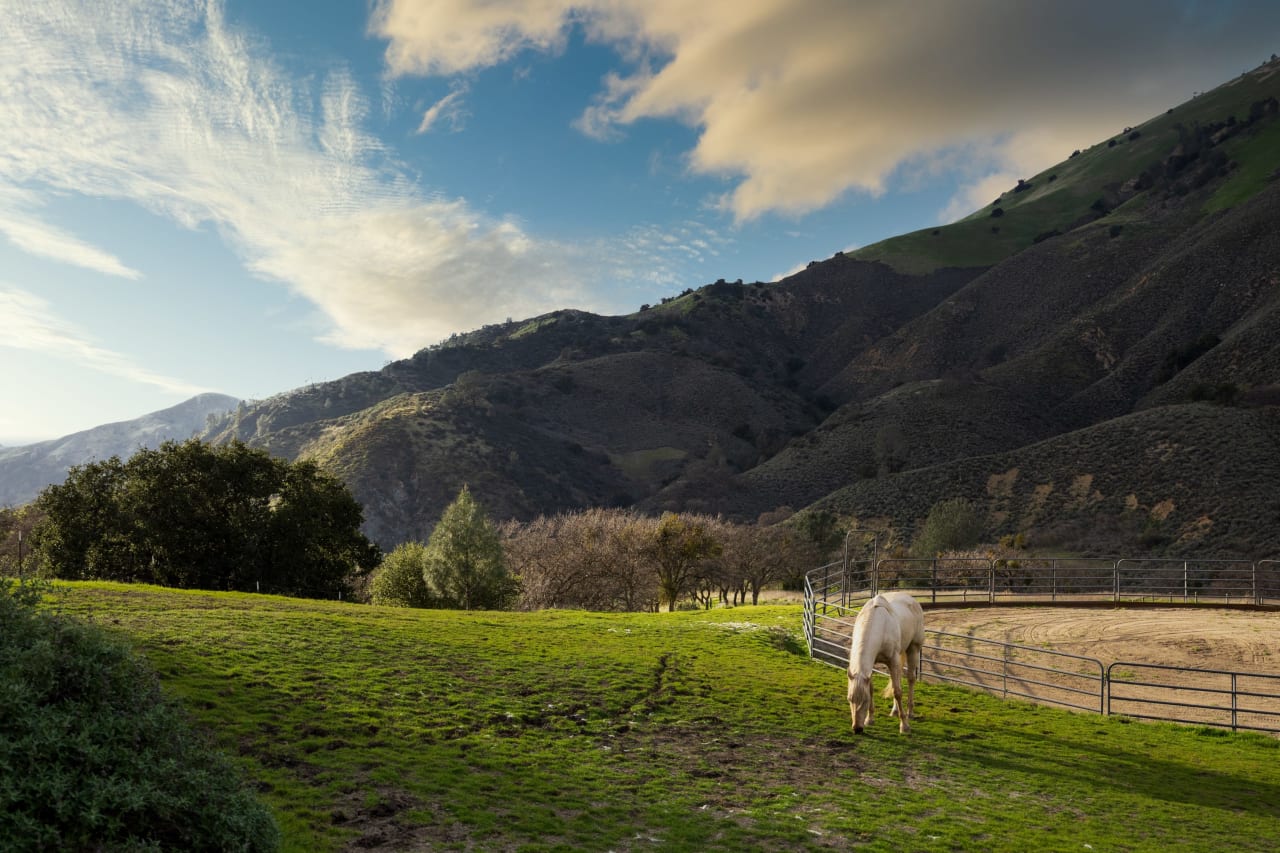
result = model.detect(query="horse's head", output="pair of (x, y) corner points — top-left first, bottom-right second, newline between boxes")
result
(849, 672), (873, 733)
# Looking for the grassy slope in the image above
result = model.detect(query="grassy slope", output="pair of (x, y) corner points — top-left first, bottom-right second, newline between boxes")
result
(854, 59), (1280, 275)
(53, 582), (1280, 852)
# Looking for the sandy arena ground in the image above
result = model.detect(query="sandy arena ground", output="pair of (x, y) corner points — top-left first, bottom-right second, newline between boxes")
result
(920, 606), (1280, 673)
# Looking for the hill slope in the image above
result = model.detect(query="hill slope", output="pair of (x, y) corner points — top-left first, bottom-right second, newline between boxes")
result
(197, 58), (1280, 554)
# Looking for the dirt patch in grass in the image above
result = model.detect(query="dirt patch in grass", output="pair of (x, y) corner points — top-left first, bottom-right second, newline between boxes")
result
(333, 786), (461, 852)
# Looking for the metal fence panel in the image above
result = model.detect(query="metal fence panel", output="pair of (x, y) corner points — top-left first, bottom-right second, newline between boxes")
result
(1107, 662), (1280, 734)
(801, 555), (1280, 734)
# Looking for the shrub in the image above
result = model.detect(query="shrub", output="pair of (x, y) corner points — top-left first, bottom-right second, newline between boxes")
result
(990, 207), (1005, 218)
(913, 498), (983, 558)
(0, 578), (278, 850)
(370, 542), (436, 608)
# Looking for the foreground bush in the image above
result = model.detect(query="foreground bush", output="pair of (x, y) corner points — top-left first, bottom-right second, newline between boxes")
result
(0, 578), (278, 851)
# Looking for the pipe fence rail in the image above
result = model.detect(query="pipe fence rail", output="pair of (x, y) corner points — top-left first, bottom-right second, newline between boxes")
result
(1107, 663), (1280, 735)
(803, 554), (1280, 734)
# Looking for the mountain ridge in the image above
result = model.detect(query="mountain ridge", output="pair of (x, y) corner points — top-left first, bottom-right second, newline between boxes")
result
(0, 393), (240, 507)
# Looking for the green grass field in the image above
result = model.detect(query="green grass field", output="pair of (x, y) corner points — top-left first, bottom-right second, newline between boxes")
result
(50, 583), (1280, 851)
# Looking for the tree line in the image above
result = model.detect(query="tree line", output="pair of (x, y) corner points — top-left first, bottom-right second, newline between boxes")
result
(3, 440), (824, 612)
(370, 494), (822, 613)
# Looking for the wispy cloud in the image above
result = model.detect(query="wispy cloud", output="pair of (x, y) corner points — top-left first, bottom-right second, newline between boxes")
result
(373, 0), (1280, 222)
(0, 211), (143, 280)
(0, 285), (207, 396)
(416, 83), (470, 133)
(0, 0), (624, 358)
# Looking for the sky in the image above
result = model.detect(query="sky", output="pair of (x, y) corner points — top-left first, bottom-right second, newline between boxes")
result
(2, 1), (1277, 446)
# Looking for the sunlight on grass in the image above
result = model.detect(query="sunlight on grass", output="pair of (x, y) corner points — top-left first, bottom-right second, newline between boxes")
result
(49, 582), (1280, 851)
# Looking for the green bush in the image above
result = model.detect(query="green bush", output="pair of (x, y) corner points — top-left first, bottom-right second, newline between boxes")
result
(370, 541), (436, 608)
(913, 497), (984, 558)
(0, 577), (278, 851)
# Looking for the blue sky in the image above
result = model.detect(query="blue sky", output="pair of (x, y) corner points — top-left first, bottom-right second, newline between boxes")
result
(2, 0), (1277, 446)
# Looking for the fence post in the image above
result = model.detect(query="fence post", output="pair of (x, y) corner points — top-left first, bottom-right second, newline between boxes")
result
(1114, 560), (1121, 604)
(931, 558), (937, 605)
(1231, 673), (1238, 732)
(1002, 642), (1010, 699)
(1183, 560), (1188, 603)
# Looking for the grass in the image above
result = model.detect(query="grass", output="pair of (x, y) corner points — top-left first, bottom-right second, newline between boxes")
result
(46, 582), (1280, 851)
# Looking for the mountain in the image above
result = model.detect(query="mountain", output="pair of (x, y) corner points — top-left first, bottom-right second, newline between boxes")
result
(203, 57), (1280, 557)
(0, 393), (240, 507)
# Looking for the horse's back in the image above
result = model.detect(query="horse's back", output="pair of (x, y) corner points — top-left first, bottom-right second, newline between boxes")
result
(879, 591), (925, 647)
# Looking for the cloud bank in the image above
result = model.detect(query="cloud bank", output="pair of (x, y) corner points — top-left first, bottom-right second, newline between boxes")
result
(372, 0), (1280, 221)
(0, 0), (627, 358)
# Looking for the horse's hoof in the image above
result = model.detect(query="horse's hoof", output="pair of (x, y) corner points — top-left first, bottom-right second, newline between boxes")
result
(854, 726), (864, 735)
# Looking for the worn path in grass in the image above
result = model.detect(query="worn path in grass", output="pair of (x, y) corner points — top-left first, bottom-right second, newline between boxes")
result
(53, 583), (1280, 852)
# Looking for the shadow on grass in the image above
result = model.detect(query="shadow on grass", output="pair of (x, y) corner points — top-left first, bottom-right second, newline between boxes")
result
(941, 722), (1280, 818)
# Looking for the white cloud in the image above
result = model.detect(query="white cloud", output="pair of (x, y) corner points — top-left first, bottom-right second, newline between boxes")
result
(416, 83), (470, 133)
(0, 0), (621, 358)
(372, 0), (1280, 221)
(0, 285), (208, 396)
(0, 208), (142, 280)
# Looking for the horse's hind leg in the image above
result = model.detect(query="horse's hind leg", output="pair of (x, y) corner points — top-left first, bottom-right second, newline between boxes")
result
(904, 645), (921, 721)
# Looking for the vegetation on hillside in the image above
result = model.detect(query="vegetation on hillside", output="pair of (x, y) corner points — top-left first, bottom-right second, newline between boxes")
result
(0, 578), (277, 850)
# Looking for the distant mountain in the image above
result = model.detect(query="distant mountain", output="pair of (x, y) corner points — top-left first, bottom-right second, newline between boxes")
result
(203, 57), (1280, 557)
(0, 393), (240, 507)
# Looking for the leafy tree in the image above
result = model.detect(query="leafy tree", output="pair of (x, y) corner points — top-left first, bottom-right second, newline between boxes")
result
(790, 509), (847, 561)
(0, 577), (278, 849)
(648, 512), (721, 612)
(423, 486), (515, 610)
(29, 439), (379, 598)
(913, 497), (984, 558)
(370, 541), (436, 608)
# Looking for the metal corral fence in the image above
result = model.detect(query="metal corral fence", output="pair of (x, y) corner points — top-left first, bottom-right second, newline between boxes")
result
(803, 556), (1280, 734)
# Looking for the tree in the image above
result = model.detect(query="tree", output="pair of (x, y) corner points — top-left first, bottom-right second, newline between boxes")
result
(913, 497), (984, 558)
(423, 486), (515, 610)
(370, 541), (436, 608)
(791, 509), (847, 562)
(648, 512), (721, 612)
(718, 522), (820, 605)
(29, 440), (379, 598)
(502, 508), (660, 612)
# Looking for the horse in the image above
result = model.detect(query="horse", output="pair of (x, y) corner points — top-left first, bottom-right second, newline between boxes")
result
(847, 591), (925, 734)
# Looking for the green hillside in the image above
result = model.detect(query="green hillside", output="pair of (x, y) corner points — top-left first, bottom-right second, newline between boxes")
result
(854, 57), (1280, 274)
(56, 583), (1280, 852)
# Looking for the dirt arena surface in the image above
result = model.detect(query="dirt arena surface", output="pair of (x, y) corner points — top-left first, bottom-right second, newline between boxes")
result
(922, 606), (1280, 673)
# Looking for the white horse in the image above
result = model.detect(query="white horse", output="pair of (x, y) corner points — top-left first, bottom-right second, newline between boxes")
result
(847, 591), (925, 734)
